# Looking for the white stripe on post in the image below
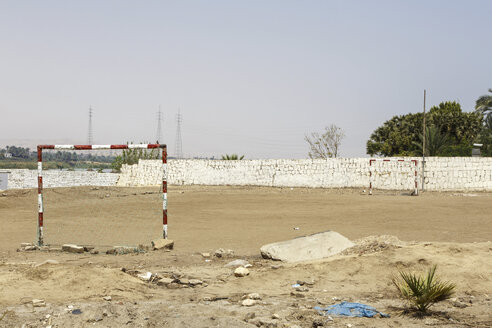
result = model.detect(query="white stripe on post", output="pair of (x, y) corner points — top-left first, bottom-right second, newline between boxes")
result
(92, 145), (111, 149)
(38, 194), (43, 213)
(162, 193), (167, 210)
(54, 145), (75, 150)
(37, 162), (42, 176)
(163, 224), (168, 239)
(128, 144), (149, 149)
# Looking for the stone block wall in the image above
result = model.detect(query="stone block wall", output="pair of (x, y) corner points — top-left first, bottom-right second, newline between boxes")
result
(4, 169), (119, 189)
(3, 157), (492, 191)
(117, 157), (492, 191)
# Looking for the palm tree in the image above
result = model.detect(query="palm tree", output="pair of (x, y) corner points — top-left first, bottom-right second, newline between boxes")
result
(413, 126), (450, 156)
(475, 89), (492, 119)
(221, 154), (244, 160)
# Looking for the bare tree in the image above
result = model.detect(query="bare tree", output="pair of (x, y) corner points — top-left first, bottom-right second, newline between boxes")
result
(305, 124), (345, 159)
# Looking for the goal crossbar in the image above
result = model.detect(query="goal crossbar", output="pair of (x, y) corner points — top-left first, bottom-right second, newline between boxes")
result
(36, 144), (168, 246)
(369, 159), (418, 195)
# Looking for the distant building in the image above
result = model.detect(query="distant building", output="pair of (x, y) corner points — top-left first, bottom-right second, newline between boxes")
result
(4, 153), (12, 158)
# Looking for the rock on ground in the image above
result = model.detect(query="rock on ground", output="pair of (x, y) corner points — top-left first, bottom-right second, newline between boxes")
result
(152, 239), (174, 250)
(260, 231), (354, 263)
(62, 244), (84, 253)
(234, 267), (250, 277)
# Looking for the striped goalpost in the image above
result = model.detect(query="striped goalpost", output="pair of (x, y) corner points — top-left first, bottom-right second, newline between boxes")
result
(36, 144), (168, 246)
(369, 159), (419, 196)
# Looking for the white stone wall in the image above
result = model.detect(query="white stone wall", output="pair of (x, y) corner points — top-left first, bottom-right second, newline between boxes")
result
(4, 169), (119, 189)
(117, 157), (492, 191)
(4, 157), (492, 191)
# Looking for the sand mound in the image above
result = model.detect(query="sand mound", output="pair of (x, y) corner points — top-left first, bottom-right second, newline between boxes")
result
(341, 235), (407, 256)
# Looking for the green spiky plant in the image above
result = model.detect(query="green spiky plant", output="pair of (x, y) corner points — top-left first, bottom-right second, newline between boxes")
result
(392, 265), (456, 313)
(221, 154), (244, 160)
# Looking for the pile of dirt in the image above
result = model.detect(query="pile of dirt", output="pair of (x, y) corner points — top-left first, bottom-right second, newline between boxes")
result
(341, 235), (407, 256)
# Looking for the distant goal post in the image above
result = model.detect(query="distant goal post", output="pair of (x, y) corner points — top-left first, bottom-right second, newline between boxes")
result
(369, 159), (419, 196)
(36, 144), (168, 246)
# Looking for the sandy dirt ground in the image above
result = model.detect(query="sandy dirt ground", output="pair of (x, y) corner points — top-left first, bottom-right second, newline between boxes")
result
(0, 186), (491, 327)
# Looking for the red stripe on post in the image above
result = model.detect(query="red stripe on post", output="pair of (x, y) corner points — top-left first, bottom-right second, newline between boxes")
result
(163, 210), (167, 225)
(38, 212), (43, 227)
(38, 177), (43, 193)
(39, 145), (55, 149)
(163, 181), (167, 193)
(110, 145), (129, 149)
(147, 144), (159, 149)
(162, 146), (167, 164)
(37, 147), (42, 161)
(74, 145), (92, 150)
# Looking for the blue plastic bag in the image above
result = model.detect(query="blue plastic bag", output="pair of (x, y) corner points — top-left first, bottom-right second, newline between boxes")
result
(314, 302), (389, 318)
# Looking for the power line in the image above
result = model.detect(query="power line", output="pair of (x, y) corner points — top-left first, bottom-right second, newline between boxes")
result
(87, 106), (93, 145)
(175, 109), (183, 158)
(156, 105), (163, 143)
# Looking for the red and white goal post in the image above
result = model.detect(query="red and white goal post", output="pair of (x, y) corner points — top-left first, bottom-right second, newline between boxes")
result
(36, 144), (168, 246)
(369, 159), (419, 196)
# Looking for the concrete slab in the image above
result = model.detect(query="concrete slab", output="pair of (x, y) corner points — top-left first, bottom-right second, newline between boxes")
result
(260, 231), (354, 263)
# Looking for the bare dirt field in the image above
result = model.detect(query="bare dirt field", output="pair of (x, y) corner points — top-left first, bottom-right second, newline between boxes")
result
(0, 186), (491, 327)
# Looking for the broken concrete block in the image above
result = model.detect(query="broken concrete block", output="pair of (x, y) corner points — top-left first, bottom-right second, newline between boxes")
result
(241, 299), (256, 306)
(189, 279), (203, 286)
(32, 299), (46, 307)
(260, 231), (354, 263)
(151, 239), (174, 250)
(234, 267), (250, 277)
(62, 244), (84, 253)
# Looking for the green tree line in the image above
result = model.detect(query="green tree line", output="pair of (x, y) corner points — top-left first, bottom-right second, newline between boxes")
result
(366, 93), (492, 157)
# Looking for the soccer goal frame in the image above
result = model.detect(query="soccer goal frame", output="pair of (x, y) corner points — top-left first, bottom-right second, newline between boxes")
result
(369, 159), (419, 196)
(36, 144), (168, 246)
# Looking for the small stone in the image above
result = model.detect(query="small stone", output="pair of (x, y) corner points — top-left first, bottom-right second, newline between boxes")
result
(83, 246), (94, 252)
(247, 293), (261, 300)
(214, 248), (234, 258)
(166, 283), (180, 289)
(272, 313), (280, 319)
(152, 239), (174, 250)
(103, 296), (112, 301)
(32, 299), (45, 307)
(452, 301), (468, 308)
(62, 244), (84, 253)
(24, 245), (38, 251)
(90, 249), (99, 255)
(332, 297), (341, 301)
(137, 272), (152, 281)
(178, 278), (190, 285)
(242, 299), (256, 306)
(244, 312), (256, 321)
(189, 279), (203, 286)
(201, 252), (211, 258)
(234, 267), (250, 277)
(225, 259), (250, 268)
(157, 277), (175, 285)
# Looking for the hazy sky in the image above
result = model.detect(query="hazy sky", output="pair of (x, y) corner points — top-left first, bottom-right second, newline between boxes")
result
(1, 1), (491, 158)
